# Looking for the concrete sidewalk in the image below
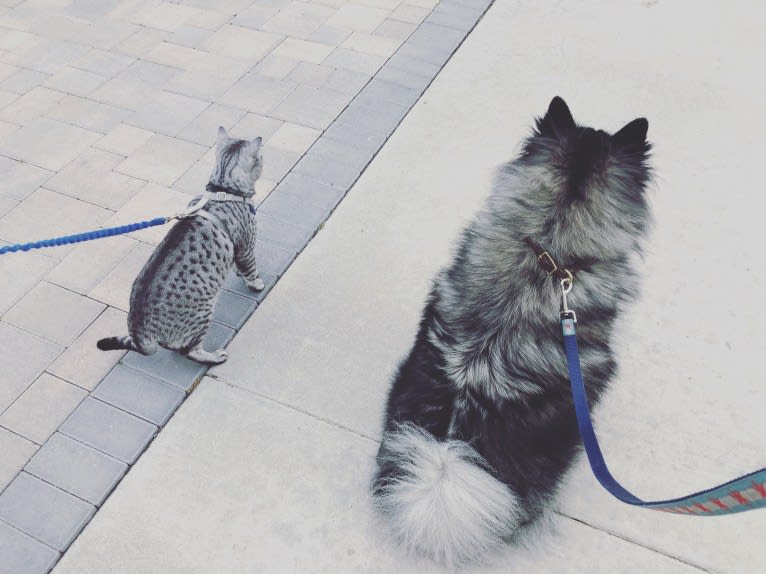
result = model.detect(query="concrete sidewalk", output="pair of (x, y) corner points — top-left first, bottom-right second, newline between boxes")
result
(56, 0), (765, 572)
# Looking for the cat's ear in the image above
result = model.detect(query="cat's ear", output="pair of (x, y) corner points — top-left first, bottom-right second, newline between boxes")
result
(217, 126), (230, 142)
(536, 96), (575, 138)
(247, 136), (262, 156)
(612, 118), (648, 149)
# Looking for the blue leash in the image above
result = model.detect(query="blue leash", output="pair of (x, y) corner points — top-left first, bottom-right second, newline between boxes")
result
(559, 278), (766, 515)
(0, 217), (168, 255)
(0, 202), (257, 256)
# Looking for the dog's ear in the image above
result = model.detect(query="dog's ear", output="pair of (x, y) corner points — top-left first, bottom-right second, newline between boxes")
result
(217, 126), (230, 142)
(536, 96), (575, 138)
(612, 118), (648, 148)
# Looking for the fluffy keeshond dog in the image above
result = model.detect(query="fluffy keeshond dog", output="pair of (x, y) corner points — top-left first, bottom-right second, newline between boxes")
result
(372, 96), (652, 567)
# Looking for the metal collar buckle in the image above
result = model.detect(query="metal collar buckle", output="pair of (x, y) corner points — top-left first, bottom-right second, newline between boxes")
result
(538, 251), (558, 276)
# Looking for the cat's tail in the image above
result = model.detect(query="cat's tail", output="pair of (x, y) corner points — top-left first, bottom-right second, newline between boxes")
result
(372, 423), (522, 567)
(97, 335), (155, 355)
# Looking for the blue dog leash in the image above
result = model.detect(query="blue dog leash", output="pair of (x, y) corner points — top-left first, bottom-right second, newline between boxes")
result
(559, 274), (766, 515)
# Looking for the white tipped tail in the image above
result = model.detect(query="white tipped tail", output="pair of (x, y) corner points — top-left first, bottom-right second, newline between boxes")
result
(373, 424), (521, 567)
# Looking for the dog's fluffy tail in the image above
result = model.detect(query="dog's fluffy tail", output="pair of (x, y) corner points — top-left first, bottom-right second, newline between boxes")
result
(373, 423), (522, 567)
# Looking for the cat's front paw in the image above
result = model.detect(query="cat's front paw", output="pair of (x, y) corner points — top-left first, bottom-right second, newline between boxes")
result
(246, 276), (265, 291)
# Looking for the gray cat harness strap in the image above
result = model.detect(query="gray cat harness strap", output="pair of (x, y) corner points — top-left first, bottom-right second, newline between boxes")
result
(171, 188), (253, 227)
(170, 195), (209, 221)
(193, 209), (229, 235)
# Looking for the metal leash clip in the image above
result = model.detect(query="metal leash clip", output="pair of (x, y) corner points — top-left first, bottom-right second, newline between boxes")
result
(559, 269), (576, 322)
(169, 195), (209, 221)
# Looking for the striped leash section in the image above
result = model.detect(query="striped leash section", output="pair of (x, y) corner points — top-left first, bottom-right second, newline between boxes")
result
(559, 281), (766, 516)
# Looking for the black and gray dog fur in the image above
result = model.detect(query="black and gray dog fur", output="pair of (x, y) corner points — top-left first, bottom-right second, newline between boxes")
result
(97, 127), (265, 365)
(372, 97), (652, 567)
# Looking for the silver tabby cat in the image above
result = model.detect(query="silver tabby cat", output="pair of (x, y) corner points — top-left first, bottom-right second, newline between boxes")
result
(97, 127), (265, 365)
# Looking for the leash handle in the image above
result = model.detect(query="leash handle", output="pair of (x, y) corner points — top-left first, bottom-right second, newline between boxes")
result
(561, 299), (766, 515)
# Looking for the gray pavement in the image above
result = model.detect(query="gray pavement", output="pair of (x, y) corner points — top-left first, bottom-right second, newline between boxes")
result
(3, 0), (766, 572)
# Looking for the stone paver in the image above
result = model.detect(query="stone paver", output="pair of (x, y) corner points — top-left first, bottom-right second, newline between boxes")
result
(0, 157), (53, 202)
(229, 112), (284, 142)
(91, 61), (179, 111)
(0, 249), (55, 316)
(0, 188), (112, 261)
(59, 397), (157, 465)
(260, 146), (302, 183)
(1, 69), (48, 95)
(3, 282), (105, 347)
(125, 91), (210, 138)
(261, 2), (335, 38)
(71, 49), (135, 78)
(326, 4), (389, 33)
(46, 235), (137, 295)
(267, 121), (321, 154)
(218, 72), (298, 115)
(0, 472), (94, 552)
(203, 25), (283, 62)
(43, 67), (107, 98)
(271, 83), (352, 129)
(88, 242), (154, 311)
(0, 520), (59, 574)
(121, 320), (235, 391)
(114, 134), (207, 187)
(256, 212), (319, 252)
(24, 433), (127, 507)
(0, 373), (87, 446)
(45, 95), (131, 136)
(44, 149), (145, 211)
(102, 183), (191, 245)
(0, 0), (492, 569)
(176, 103), (247, 146)
(0, 88), (66, 127)
(0, 118), (101, 172)
(0, 428), (37, 493)
(93, 123), (154, 157)
(211, 290), (260, 330)
(0, 322), (63, 413)
(92, 365), (184, 426)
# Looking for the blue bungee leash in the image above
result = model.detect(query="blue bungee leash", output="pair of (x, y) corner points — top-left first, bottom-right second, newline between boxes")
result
(558, 273), (766, 515)
(0, 192), (257, 256)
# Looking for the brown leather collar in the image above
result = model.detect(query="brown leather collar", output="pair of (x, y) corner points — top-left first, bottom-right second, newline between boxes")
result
(524, 236), (589, 281)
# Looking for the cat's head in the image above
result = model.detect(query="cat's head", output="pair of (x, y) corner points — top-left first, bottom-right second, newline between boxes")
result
(209, 126), (263, 197)
(519, 96), (652, 261)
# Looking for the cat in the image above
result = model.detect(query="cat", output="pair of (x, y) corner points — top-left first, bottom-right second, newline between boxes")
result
(372, 97), (653, 567)
(97, 127), (265, 365)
